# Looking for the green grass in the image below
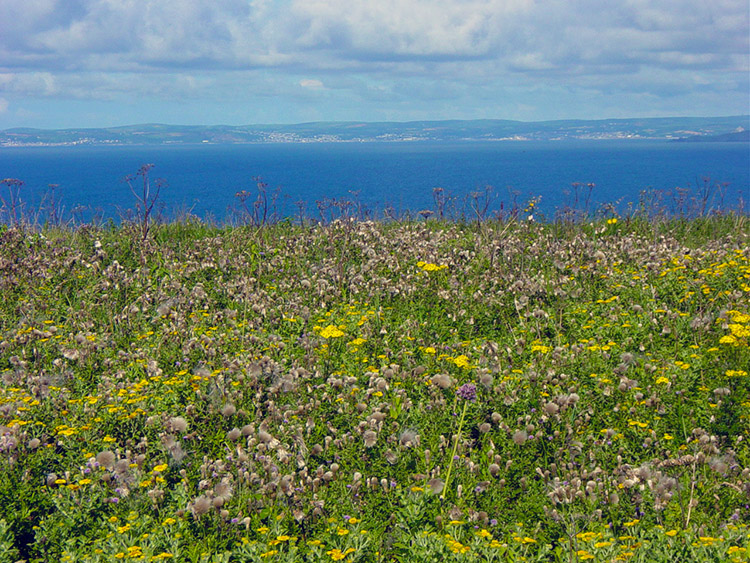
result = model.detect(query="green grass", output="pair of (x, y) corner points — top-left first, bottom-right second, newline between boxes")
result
(0, 214), (748, 562)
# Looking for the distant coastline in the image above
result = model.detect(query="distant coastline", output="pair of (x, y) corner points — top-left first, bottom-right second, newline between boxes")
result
(1, 116), (748, 147)
(671, 130), (749, 143)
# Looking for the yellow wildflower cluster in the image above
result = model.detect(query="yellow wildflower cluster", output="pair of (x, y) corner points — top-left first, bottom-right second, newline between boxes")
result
(417, 261), (448, 272)
(719, 310), (750, 346)
(444, 535), (471, 554)
(319, 325), (345, 339)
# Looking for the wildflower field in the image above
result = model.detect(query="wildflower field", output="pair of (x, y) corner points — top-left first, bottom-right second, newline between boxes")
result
(0, 214), (748, 562)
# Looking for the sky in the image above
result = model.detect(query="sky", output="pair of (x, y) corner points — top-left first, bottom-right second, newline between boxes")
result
(0, 0), (748, 129)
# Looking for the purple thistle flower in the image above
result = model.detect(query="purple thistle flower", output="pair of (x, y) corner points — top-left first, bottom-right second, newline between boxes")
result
(456, 383), (477, 402)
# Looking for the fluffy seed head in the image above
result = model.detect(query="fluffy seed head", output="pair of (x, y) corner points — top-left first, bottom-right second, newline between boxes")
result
(428, 478), (445, 494)
(169, 416), (189, 433)
(431, 374), (453, 389)
(512, 430), (528, 445)
(190, 495), (212, 517)
(363, 430), (377, 448)
(96, 450), (116, 469)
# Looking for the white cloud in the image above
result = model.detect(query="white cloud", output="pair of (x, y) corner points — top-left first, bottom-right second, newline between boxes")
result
(2, 0), (745, 72)
(300, 78), (324, 90)
(0, 0), (747, 124)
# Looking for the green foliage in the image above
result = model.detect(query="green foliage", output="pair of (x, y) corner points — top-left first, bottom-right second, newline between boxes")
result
(0, 216), (748, 561)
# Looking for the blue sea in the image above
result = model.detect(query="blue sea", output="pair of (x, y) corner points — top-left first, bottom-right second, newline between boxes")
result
(0, 141), (747, 223)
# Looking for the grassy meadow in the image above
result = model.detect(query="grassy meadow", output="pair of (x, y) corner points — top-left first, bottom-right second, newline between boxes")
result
(0, 211), (748, 562)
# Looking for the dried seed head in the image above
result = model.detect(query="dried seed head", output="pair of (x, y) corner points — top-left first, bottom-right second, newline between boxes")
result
(428, 478), (445, 494)
(115, 459), (131, 475)
(214, 481), (233, 501)
(169, 417), (188, 433)
(479, 372), (494, 388)
(96, 450), (116, 469)
(363, 430), (377, 448)
(431, 374), (453, 389)
(258, 431), (273, 444)
(169, 443), (187, 463)
(512, 430), (528, 445)
(399, 429), (419, 447)
(190, 495), (212, 517)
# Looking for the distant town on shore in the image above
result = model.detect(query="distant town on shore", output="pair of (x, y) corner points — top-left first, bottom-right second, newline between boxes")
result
(1, 116), (747, 147)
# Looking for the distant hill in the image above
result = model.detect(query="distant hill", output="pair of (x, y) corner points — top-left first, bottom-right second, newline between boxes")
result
(1, 116), (748, 146)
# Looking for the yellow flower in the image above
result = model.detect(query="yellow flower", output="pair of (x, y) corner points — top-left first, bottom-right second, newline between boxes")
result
(417, 261), (447, 272)
(729, 324), (750, 337)
(665, 529), (678, 537)
(320, 325), (345, 339)
(577, 550), (595, 560)
(153, 463), (169, 473)
(453, 355), (471, 368)
(327, 547), (355, 560)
